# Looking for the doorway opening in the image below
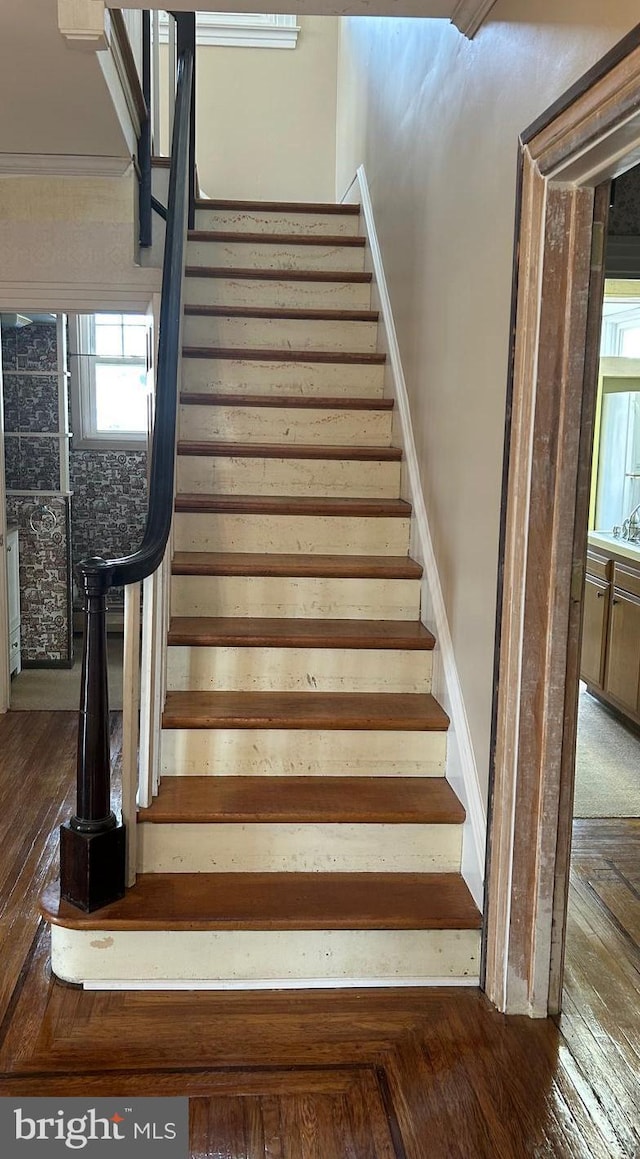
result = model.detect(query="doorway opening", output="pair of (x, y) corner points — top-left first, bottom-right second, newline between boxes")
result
(0, 310), (150, 712)
(575, 176), (640, 820)
(485, 30), (640, 1016)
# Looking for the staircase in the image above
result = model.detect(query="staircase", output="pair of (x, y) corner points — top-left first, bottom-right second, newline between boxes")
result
(45, 199), (481, 988)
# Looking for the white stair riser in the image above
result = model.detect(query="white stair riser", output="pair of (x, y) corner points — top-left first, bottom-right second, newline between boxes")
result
(51, 927), (481, 986)
(166, 644), (432, 694)
(176, 455), (400, 499)
(194, 209), (360, 236)
(184, 276), (372, 312)
(137, 822), (461, 874)
(181, 357), (384, 398)
(160, 728), (447, 777)
(178, 404), (392, 446)
(170, 575), (421, 620)
(173, 512), (410, 555)
(187, 240), (365, 272)
(183, 314), (378, 353)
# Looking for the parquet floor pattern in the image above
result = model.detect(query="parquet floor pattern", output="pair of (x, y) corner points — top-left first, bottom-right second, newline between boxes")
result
(0, 712), (638, 1158)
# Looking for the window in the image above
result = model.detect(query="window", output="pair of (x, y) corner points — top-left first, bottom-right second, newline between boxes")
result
(600, 298), (640, 356)
(594, 293), (640, 535)
(69, 314), (150, 449)
(157, 12), (300, 49)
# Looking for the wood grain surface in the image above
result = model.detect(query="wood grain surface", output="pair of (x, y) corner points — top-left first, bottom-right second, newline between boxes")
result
(1, 712), (639, 1158)
(170, 552), (423, 579)
(167, 616), (435, 649)
(136, 776), (465, 825)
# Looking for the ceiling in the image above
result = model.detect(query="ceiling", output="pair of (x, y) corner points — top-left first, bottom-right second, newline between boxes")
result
(0, 0), (132, 162)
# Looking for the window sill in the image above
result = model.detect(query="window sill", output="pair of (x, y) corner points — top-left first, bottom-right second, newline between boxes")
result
(71, 437), (147, 453)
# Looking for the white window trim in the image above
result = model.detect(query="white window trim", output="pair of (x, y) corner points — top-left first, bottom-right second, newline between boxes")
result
(600, 298), (640, 356)
(69, 314), (148, 451)
(157, 12), (300, 50)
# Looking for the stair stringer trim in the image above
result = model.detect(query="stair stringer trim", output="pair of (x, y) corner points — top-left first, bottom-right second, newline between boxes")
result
(345, 165), (486, 910)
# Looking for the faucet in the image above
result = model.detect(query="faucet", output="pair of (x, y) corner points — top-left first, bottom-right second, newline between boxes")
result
(620, 502), (640, 542)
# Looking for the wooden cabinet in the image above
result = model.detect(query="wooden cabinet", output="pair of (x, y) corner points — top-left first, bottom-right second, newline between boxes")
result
(604, 589), (640, 716)
(581, 575), (609, 688)
(581, 546), (640, 723)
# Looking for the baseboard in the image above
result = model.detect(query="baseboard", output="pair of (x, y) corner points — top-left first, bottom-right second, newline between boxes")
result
(83, 977), (481, 991)
(350, 165), (486, 909)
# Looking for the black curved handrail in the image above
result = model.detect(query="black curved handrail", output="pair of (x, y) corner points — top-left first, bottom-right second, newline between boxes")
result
(59, 13), (196, 913)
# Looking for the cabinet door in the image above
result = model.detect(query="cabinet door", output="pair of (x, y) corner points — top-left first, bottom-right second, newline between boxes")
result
(581, 576), (609, 688)
(604, 588), (640, 714)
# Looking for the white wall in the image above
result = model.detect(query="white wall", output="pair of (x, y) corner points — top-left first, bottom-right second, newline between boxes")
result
(0, 0), (133, 160)
(160, 17), (339, 201)
(335, 0), (640, 798)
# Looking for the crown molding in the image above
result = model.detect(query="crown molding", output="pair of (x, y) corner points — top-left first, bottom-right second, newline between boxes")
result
(451, 0), (497, 39)
(157, 11), (300, 49)
(0, 153), (133, 178)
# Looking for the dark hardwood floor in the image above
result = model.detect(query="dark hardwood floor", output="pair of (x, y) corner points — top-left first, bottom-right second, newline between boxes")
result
(0, 711), (638, 1157)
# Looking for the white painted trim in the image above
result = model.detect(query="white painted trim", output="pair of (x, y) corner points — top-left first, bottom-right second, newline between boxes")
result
(451, 0), (498, 38)
(138, 573), (157, 809)
(102, 12), (144, 142)
(0, 279), (161, 314)
(0, 154), (133, 178)
(57, 0), (109, 50)
(158, 12), (300, 49)
(68, 313), (149, 448)
(151, 10), (161, 153)
(83, 976), (481, 991)
(123, 581), (142, 887)
(97, 48), (139, 159)
(57, 315), (71, 494)
(350, 165), (486, 909)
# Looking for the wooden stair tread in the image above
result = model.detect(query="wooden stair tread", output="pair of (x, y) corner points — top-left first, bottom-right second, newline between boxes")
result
(182, 348), (386, 364)
(42, 873), (480, 931)
(174, 494), (411, 516)
(171, 552), (423, 579)
(168, 616), (435, 650)
(179, 392), (393, 411)
(185, 267), (372, 283)
(177, 441), (402, 461)
(188, 231), (366, 247)
(138, 777), (464, 825)
(195, 199), (361, 215)
(162, 691), (450, 731)
(184, 304), (378, 322)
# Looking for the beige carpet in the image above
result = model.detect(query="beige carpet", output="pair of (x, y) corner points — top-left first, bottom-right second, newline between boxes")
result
(574, 687), (640, 817)
(10, 635), (123, 712)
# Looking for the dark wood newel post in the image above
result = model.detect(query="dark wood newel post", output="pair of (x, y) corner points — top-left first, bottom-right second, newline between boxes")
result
(60, 558), (126, 912)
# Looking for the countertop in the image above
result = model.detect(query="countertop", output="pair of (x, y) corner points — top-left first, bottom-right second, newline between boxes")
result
(588, 531), (640, 564)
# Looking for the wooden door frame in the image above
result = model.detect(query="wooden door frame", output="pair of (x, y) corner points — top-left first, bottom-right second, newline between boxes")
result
(484, 24), (640, 1017)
